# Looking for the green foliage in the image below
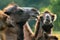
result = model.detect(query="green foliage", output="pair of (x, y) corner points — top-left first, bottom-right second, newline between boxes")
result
(0, 0), (12, 9)
(22, 0), (50, 9)
(28, 19), (36, 32)
(0, 0), (51, 9)
(49, 0), (60, 31)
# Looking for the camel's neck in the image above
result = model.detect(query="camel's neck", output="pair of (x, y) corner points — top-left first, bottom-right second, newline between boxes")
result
(34, 19), (44, 40)
(17, 21), (26, 40)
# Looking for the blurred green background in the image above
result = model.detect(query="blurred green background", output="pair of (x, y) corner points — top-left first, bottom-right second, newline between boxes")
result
(0, 0), (60, 31)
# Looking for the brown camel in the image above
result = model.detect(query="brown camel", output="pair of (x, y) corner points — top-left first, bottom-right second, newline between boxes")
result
(3, 3), (39, 40)
(34, 11), (57, 40)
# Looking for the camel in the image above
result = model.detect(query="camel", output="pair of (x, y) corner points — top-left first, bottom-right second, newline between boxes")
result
(3, 3), (40, 40)
(34, 11), (57, 40)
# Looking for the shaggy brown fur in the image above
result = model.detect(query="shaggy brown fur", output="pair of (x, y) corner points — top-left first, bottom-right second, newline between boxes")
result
(0, 10), (9, 40)
(0, 9), (19, 40)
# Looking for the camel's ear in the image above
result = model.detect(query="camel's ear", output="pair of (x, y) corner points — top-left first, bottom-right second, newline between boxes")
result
(3, 8), (12, 15)
(52, 14), (57, 21)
